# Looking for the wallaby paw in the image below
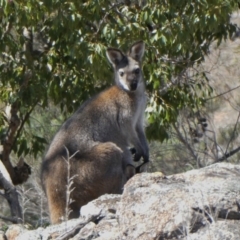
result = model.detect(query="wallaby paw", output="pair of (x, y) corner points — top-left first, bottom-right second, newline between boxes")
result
(133, 153), (142, 162)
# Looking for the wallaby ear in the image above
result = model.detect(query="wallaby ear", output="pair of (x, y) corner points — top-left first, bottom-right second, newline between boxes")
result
(17, 157), (24, 168)
(126, 164), (136, 180)
(106, 48), (125, 66)
(128, 41), (145, 62)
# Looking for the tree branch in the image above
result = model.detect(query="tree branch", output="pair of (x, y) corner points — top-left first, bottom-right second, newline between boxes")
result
(205, 85), (240, 101)
(217, 146), (240, 162)
(2, 66), (32, 183)
(0, 171), (23, 223)
(13, 99), (39, 148)
(2, 102), (21, 183)
(173, 123), (199, 164)
(224, 111), (240, 157)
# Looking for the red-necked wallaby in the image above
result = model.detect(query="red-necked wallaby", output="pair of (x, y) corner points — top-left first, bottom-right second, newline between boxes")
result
(41, 41), (149, 224)
(0, 157), (31, 188)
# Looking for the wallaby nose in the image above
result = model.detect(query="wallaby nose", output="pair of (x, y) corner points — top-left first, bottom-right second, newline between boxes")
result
(130, 81), (138, 91)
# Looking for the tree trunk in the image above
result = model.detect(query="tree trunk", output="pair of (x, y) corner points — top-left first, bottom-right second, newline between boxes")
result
(0, 171), (23, 223)
(2, 102), (21, 184)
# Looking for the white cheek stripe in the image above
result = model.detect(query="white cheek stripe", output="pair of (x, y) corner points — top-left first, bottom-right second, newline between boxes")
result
(119, 78), (129, 91)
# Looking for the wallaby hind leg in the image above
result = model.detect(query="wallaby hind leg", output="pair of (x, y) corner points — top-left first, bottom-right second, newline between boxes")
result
(68, 142), (129, 220)
(71, 142), (129, 202)
(46, 183), (67, 223)
(46, 183), (81, 223)
(46, 142), (130, 224)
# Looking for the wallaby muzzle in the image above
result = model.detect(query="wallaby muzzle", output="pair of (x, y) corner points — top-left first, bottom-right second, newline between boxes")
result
(130, 81), (138, 91)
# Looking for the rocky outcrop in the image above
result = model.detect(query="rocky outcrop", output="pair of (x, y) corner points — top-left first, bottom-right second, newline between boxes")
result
(2, 162), (240, 239)
(118, 163), (240, 239)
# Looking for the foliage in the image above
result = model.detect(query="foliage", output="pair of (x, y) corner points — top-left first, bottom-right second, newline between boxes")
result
(0, 0), (238, 159)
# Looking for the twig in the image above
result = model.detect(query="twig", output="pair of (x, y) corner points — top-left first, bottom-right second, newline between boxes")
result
(62, 147), (79, 222)
(205, 85), (240, 101)
(56, 213), (101, 240)
(217, 146), (240, 162)
(95, 2), (124, 35)
(224, 111), (240, 158)
(0, 215), (20, 224)
(173, 123), (199, 165)
(13, 99), (39, 149)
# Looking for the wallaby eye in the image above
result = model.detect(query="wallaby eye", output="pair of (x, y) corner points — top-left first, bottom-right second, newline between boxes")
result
(134, 68), (140, 74)
(119, 70), (124, 77)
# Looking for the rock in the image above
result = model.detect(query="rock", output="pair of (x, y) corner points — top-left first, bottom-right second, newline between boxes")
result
(70, 222), (97, 240)
(80, 194), (121, 220)
(118, 162), (240, 239)
(72, 194), (121, 240)
(12, 162), (240, 240)
(14, 194), (120, 240)
(16, 218), (92, 240)
(5, 225), (25, 240)
(190, 220), (240, 240)
(0, 230), (7, 240)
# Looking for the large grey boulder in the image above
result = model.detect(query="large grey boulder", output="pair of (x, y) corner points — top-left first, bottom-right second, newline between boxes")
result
(3, 162), (240, 240)
(118, 162), (240, 239)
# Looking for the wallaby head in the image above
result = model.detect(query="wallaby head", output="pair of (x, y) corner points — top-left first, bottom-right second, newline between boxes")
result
(106, 41), (145, 92)
(0, 157), (31, 187)
(13, 157), (31, 185)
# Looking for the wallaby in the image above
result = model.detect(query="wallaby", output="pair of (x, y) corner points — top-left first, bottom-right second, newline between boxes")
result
(41, 41), (149, 224)
(0, 157), (31, 188)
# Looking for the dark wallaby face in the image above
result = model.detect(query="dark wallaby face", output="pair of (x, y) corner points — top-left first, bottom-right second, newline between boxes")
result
(106, 41), (145, 92)
(0, 157), (31, 187)
(13, 158), (31, 185)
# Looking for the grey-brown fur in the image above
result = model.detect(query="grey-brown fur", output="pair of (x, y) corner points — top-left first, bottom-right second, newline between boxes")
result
(41, 41), (149, 224)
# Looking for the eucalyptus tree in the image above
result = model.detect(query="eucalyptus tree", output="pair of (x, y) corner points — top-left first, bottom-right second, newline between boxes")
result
(0, 0), (238, 221)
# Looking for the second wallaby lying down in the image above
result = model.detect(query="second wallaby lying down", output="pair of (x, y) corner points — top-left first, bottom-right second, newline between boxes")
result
(41, 41), (149, 224)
